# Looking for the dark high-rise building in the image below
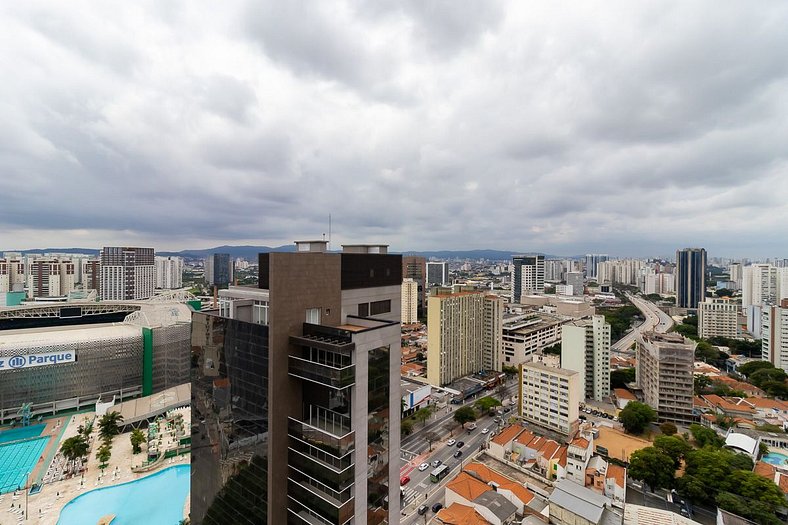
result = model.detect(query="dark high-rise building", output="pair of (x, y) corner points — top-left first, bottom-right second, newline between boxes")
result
(205, 253), (233, 287)
(676, 248), (707, 310)
(191, 241), (401, 525)
(511, 254), (545, 303)
(426, 261), (448, 286)
(402, 255), (426, 316)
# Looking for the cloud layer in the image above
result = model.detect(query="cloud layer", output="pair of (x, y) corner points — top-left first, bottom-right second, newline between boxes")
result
(1, 1), (787, 257)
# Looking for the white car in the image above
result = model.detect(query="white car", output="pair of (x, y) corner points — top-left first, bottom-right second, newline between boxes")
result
(418, 462), (430, 472)
(481, 428), (489, 434)
(447, 439), (456, 446)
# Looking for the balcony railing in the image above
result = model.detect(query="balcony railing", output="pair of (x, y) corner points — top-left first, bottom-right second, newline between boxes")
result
(289, 356), (355, 390)
(288, 405), (354, 457)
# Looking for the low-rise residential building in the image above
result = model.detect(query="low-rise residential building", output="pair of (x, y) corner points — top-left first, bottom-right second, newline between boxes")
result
(463, 462), (536, 517)
(519, 362), (580, 436)
(548, 479), (619, 525)
(566, 434), (594, 485)
(612, 388), (637, 410)
(444, 472), (518, 525)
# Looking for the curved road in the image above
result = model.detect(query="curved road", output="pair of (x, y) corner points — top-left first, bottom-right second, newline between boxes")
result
(611, 293), (674, 353)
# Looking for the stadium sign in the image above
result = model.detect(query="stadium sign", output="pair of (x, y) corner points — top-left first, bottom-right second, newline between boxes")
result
(0, 351), (76, 370)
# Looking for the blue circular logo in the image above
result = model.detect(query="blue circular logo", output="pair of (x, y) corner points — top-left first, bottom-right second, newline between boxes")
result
(9, 356), (26, 368)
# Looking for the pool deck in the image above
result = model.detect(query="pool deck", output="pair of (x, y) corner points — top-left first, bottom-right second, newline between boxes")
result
(0, 412), (190, 525)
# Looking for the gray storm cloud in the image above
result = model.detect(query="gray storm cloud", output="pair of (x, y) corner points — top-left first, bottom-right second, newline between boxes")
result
(0, 1), (787, 257)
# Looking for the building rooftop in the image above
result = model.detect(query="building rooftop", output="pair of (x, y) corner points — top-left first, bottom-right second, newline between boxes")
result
(446, 472), (491, 502)
(491, 424), (525, 447)
(464, 462), (535, 505)
(613, 388), (637, 401)
(472, 491), (517, 521)
(549, 479), (610, 524)
(435, 503), (490, 525)
(623, 504), (699, 524)
(0, 322), (141, 346)
(521, 361), (579, 377)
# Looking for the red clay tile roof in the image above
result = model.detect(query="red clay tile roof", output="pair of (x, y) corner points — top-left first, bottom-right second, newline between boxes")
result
(446, 472), (491, 502)
(606, 464), (626, 489)
(491, 424), (525, 447)
(463, 462), (535, 505)
(613, 388), (637, 400)
(435, 503), (491, 525)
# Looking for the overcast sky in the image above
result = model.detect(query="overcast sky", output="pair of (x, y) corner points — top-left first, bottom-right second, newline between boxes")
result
(2, 1), (787, 258)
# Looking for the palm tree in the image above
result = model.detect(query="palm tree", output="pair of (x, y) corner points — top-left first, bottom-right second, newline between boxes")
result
(130, 429), (146, 454)
(96, 443), (111, 470)
(60, 435), (89, 473)
(98, 412), (124, 441)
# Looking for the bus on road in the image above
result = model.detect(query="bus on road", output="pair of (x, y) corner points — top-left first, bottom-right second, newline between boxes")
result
(430, 465), (449, 483)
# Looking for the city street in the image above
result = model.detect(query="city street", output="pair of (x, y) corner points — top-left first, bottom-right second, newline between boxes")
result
(398, 383), (519, 524)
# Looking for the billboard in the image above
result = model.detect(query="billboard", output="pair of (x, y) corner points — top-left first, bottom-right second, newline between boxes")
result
(0, 351), (76, 371)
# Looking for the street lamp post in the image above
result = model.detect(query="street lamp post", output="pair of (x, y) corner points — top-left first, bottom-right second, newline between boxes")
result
(25, 470), (30, 521)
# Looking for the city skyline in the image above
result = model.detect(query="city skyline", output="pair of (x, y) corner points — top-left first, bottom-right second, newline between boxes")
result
(1, 2), (788, 256)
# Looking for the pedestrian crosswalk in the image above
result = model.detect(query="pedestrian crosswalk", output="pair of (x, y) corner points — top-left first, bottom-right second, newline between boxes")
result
(402, 481), (428, 503)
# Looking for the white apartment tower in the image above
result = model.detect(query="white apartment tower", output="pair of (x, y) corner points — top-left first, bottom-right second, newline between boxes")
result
(427, 290), (504, 386)
(519, 362), (580, 436)
(742, 264), (788, 308)
(636, 332), (695, 424)
(100, 247), (155, 300)
(762, 300), (788, 373)
(698, 298), (739, 339)
(560, 315), (611, 401)
(511, 255), (545, 303)
(401, 278), (418, 324)
(585, 254), (608, 280)
(155, 256), (184, 289)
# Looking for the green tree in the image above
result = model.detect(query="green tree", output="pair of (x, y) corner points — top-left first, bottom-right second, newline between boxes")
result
(501, 365), (518, 378)
(716, 492), (782, 525)
(688, 424), (724, 448)
(453, 406), (477, 428)
(628, 447), (675, 491)
(737, 360), (775, 377)
(729, 470), (785, 508)
(694, 374), (712, 394)
(659, 422), (678, 436)
(653, 435), (691, 469)
(715, 288), (733, 298)
(695, 341), (720, 361)
(749, 367), (787, 387)
(542, 343), (561, 356)
(413, 406), (434, 427)
(98, 411), (124, 441)
(130, 428), (146, 454)
(96, 443), (111, 470)
(60, 435), (89, 471)
(401, 419), (414, 436)
(610, 368), (636, 388)
(618, 401), (656, 435)
(475, 396), (501, 413)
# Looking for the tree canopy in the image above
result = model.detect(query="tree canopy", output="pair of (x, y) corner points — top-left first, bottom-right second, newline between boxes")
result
(659, 422), (677, 436)
(653, 435), (691, 468)
(737, 360), (776, 377)
(475, 396), (502, 412)
(619, 401), (656, 435)
(610, 367), (636, 389)
(688, 424), (724, 448)
(628, 447), (675, 491)
(453, 406), (477, 427)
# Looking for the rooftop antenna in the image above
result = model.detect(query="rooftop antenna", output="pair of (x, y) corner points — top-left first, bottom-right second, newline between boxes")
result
(328, 213), (332, 251)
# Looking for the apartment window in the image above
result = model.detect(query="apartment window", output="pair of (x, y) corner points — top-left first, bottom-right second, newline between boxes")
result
(358, 303), (369, 317)
(305, 308), (321, 324)
(370, 299), (391, 315)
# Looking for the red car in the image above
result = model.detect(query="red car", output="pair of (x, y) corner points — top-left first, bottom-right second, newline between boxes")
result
(400, 475), (411, 485)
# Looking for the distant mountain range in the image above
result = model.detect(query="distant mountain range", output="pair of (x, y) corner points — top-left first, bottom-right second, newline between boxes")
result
(10, 246), (571, 261)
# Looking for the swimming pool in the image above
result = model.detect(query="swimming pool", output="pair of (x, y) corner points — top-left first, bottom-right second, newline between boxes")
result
(762, 452), (788, 466)
(57, 465), (190, 525)
(0, 437), (50, 494)
(0, 424), (46, 445)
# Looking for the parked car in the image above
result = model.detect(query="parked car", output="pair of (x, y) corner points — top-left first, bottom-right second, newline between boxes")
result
(432, 503), (443, 513)
(456, 441), (465, 448)
(418, 462), (430, 471)
(453, 450), (463, 458)
(417, 505), (428, 515)
(447, 439), (456, 446)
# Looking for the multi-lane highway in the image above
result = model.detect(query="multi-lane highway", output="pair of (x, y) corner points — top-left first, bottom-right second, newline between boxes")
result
(611, 293), (674, 352)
